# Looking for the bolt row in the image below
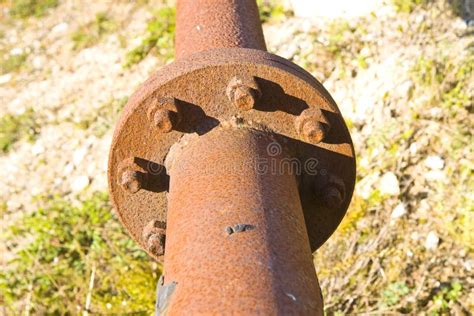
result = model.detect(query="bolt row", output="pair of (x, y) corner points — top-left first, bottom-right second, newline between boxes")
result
(119, 76), (342, 257)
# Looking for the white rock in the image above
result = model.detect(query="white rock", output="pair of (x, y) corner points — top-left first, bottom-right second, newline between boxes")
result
(73, 147), (87, 166)
(32, 56), (45, 69)
(10, 47), (23, 55)
(425, 155), (444, 170)
(464, 259), (473, 271)
(31, 142), (44, 155)
(409, 142), (418, 155)
(52, 22), (68, 34)
(379, 172), (400, 196)
(0, 74), (12, 84)
(391, 203), (406, 219)
(424, 231), (440, 250)
(71, 176), (89, 192)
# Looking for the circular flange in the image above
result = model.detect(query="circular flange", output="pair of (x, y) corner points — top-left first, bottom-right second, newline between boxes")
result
(108, 48), (356, 261)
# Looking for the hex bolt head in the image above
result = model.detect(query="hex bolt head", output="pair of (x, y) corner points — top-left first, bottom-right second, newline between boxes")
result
(147, 233), (166, 256)
(226, 76), (261, 111)
(148, 97), (181, 133)
(120, 170), (143, 193)
(295, 108), (330, 144)
(302, 120), (327, 144)
(154, 109), (174, 133)
(143, 220), (166, 257)
(323, 186), (343, 209)
(232, 85), (258, 110)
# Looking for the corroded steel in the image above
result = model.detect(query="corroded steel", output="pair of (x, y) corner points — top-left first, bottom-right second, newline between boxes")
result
(163, 127), (323, 314)
(108, 0), (356, 314)
(175, 0), (267, 59)
(108, 49), (356, 260)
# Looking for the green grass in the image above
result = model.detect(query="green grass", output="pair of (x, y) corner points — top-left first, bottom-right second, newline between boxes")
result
(10, 0), (58, 18)
(0, 192), (160, 314)
(124, 7), (175, 68)
(430, 281), (463, 314)
(74, 97), (128, 137)
(0, 108), (39, 153)
(0, 52), (27, 75)
(392, 0), (430, 13)
(257, 0), (293, 24)
(71, 12), (117, 51)
(411, 53), (473, 110)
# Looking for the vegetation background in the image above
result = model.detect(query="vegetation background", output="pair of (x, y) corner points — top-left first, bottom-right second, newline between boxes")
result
(0, 0), (472, 314)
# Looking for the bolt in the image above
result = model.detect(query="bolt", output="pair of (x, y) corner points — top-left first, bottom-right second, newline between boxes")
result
(323, 186), (343, 209)
(226, 76), (261, 111)
(154, 109), (174, 133)
(143, 220), (166, 256)
(302, 120), (327, 144)
(232, 85), (258, 110)
(147, 233), (166, 256)
(295, 108), (330, 144)
(120, 169), (143, 193)
(148, 97), (180, 133)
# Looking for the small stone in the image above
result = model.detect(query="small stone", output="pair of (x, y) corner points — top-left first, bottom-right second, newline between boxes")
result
(409, 142), (418, 155)
(391, 203), (406, 219)
(379, 172), (400, 196)
(52, 22), (68, 33)
(71, 176), (89, 192)
(424, 231), (439, 250)
(10, 47), (23, 55)
(425, 155), (444, 170)
(31, 142), (44, 155)
(73, 147), (87, 166)
(0, 74), (12, 84)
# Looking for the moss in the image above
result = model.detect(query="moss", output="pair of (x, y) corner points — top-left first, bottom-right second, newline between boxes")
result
(0, 52), (27, 74)
(381, 282), (411, 307)
(257, 0), (293, 24)
(10, 0), (58, 18)
(0, 192), (159, 314)
(124, 7), (175, 68)
(0, 108), (39, 153)
(71, 12), (116, 50)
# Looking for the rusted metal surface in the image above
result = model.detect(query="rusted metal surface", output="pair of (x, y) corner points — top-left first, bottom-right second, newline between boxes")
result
(163, 127), (323, 314)
(175, 0), (266, 59)
(107, 0), (356, 314)
(108, 48), (356, 262)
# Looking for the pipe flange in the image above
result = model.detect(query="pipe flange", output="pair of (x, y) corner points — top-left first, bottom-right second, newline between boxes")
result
(108, 48), (356, 261)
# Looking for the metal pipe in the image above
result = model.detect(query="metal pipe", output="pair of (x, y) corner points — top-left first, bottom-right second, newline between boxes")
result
(175, 0), (267, 59)
(108, 0), (356, 314)
(163, 128), (323, 315)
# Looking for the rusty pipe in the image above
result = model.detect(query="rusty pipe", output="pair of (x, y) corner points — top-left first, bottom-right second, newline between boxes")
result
(163, 128), (323, 314)
(175, 0), (267, 59)
(108, 0), (356, 314)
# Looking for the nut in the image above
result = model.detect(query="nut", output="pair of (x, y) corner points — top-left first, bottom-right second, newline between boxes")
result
(154, 109), (174, 133)
(148, 97), (180, 133)
(320, 174), (346, 209)
(147, 233), (166, 256)
(295, 108), (330, 144)
(143, 220), (166, 256)
(323, 186), (343, 209)
(226, 76), (261, 111)
(120, 170), (143, 193)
